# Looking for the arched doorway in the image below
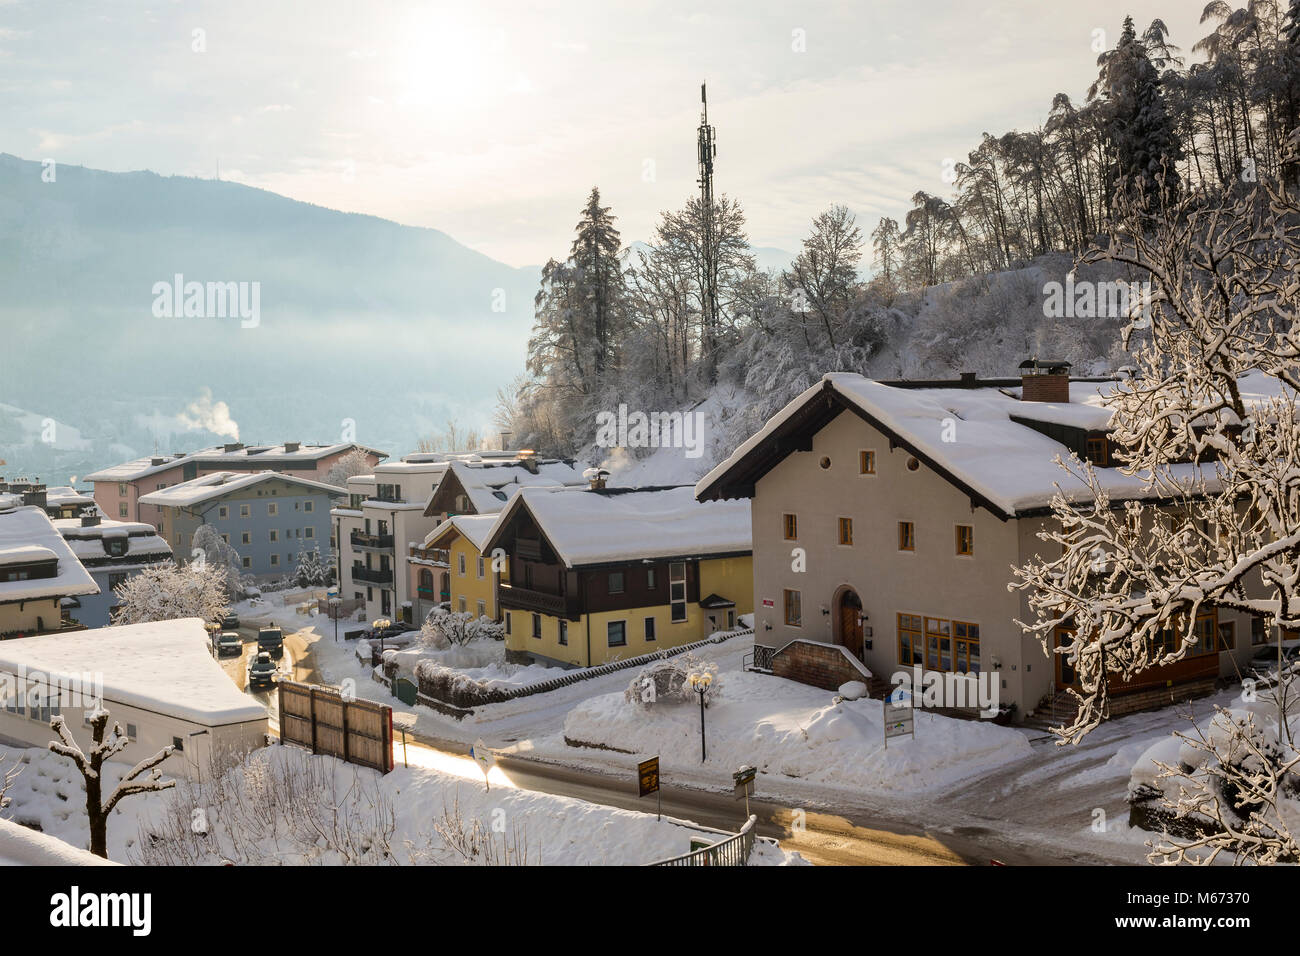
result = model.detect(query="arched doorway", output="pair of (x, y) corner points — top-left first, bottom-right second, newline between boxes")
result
(837, 589), (864, 659)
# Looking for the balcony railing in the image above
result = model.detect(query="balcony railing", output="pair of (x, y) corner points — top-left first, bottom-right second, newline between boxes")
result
(409, 545), (450, 566)
(351, 530), (395, 550)
(351, 565), (393, 585)
(498, 582), (570, 617)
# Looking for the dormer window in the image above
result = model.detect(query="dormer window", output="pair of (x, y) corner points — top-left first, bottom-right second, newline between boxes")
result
(1085, 436), (1108, 467)
(105, 539), (128, 558)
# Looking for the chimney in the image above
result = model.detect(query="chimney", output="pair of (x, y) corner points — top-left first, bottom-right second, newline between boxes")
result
(151, 457), (165, 466)
(1019, 358), (1071, 403)
(284, 442), (300, 453)
(583, 467), (609, 490)
(223, 442), (244, 453)
(81, 513), (101, 527)
(960, 372), (978, 386)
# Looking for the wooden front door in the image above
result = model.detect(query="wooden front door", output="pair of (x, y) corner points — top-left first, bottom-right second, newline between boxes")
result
(840, 591), (864, 659)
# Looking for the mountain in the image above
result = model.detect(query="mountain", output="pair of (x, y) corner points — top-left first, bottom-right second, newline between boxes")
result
(0, 154), (542, 478)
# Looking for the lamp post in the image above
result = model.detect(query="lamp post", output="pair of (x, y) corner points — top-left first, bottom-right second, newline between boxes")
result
(687, 670), (713, 763)
(373, 617), (391, 655)
(329, 596), (342, 642)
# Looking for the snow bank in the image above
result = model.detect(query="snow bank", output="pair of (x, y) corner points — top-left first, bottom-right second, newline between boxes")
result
(0, 818), (116, 866)
(564, 671), (1031, 793)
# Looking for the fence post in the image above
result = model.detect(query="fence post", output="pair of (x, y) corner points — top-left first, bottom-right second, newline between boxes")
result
(309, 686), (319, 755)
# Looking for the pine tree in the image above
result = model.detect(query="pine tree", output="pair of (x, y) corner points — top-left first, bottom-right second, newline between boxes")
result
(567, 187), (625, 381)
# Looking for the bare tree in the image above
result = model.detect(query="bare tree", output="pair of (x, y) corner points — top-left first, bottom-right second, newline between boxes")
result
(49, 708), (176, 858)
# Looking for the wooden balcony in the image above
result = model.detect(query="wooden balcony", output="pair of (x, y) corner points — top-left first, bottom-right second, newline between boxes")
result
(409, 545), (450, 566)
(498, 582), (573, 618)
(351, 530), (394, 551)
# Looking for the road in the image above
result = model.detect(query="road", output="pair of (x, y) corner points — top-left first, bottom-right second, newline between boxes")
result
(225, 618), (1106, 865)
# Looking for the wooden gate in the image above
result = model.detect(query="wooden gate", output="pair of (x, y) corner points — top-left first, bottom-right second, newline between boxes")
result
(278, 680), (394, 774)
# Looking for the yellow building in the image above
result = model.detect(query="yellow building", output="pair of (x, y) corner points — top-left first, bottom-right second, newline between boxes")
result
(409, 514), (503, 623)
(481, 486), (753, 667)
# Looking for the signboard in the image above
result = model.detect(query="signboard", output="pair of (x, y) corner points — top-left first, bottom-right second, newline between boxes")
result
(883, 687), (915, 747)
(732, 765), (756, 801)
(470, 738), (496, 789)
(761, 599), (775, 608)
(638, 756), (660, 797)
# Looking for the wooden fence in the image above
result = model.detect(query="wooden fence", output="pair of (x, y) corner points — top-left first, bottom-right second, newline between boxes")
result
(278, 680), (394, 774)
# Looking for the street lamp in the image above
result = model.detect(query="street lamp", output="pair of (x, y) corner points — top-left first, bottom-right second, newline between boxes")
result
(373, 617), (391, 655)
(329, 596), (342, 642)
(687, 670), (713, 763)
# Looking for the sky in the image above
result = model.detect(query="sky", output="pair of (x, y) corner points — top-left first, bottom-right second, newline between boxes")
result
(1, 0), (1208, 268)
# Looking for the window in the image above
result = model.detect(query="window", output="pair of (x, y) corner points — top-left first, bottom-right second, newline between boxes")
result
(783, 513), (798, 540)
(172, 736), (184, 752)
(304, 501), (313, 513)
(242, 557), (251, 568)
(559, 620), (568, 645)
(860, 450), (875, 474)
(1252, 616), (1268, 646)
(477, 556), (484, 579)
(607, 621), (627, 647)
(645, 617), (656, 641)
(783, 588), (802, 627)
(220, 533), (229, 544)
(477, 599), (486, 618)
(925, 617), (952, 671)
(1217, 621), (1235, 651)
(458, 553), (467, 576)
(956, 525), (973, 556)
(241, 531), (251, 545)
(108, 572), (127, 591)
(532, 613), (541, 639)
(239, 504), (250, 518)
(126, 723), (138, 741)
(118, 482), (127, 496)
(505, 613), (512, 635)
(295, 528), (301, 538)
(953, 621), (980, 673)
(270, 554), (279, 567)
(670, 562), (687, 622)
(838, 517), (853, 546)
(1085, 436), (1108, 467)
(218, 506), (228, 519)
(899, 521), (915, 551)
(305, 527), (314, 539)
(898, 613), (923, 665)
(647, 568), (657, 589)
(118, 503), (128, 518)
(458, 596), (467, 613)
(608, 571), (625, 594)
(270, 529), (278, 542)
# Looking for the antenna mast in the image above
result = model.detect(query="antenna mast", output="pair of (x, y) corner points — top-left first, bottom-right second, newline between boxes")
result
(696, 83), (719, 381)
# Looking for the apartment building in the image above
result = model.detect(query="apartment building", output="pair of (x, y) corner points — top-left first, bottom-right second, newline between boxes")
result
(85, 441), (385, 530)
(0, 497), (99, 640)
(139, 472), (345, 579)
(55, 514), (173, 627)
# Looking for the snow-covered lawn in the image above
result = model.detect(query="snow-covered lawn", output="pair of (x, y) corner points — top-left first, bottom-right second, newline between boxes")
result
(0, 741), (803, 866)
(562, 670), (1033, 794)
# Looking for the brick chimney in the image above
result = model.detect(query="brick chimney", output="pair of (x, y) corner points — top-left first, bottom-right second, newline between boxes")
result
(1019, 358), (1071, 403)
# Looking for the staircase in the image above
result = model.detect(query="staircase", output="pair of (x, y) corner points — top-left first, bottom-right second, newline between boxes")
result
(1022, 689), (1078, 732)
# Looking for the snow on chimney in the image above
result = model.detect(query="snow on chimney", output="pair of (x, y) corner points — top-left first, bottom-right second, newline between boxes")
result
(583, 467), (609, 490)
(1019, 358), (1071, 403)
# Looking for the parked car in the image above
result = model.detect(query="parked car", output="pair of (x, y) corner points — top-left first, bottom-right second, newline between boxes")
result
(257, 626), (284, 660)
(1248, 640), (1300, 679)
(219, 612), (240, 630)
(247, 652), (277, 690)
(217, 631), (242, 658)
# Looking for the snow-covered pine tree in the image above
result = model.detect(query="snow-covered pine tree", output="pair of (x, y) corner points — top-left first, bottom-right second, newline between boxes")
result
(192, 523), (244, 598)
(295, 546), (327, 587)
(49, 706), (176, 858)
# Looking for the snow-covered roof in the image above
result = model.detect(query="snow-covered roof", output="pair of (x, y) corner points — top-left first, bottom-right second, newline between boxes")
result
(0, 618), (267, 726)
(84, 442), (386, 482)
(427, 459), (585, 517)
(696, 373), (1234, 519)
(54, 518), (172, 563)
(43, 486), (97, 508)
(0, 506), (98, 601)
(483, 486), (752, 568)
(421, 513), (500, 554)
(138, 471), (346, 509)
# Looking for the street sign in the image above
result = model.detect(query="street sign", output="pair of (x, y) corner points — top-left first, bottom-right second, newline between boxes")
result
(638, 756), (660, 797)
(883, 687), (915, 747)
(732, 765), (756, 798)
(470, 738), (495, 790)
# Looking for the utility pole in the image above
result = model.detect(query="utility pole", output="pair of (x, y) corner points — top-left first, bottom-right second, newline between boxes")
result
(697, 83), (720, 383)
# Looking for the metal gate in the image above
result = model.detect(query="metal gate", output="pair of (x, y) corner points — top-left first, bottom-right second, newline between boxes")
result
(277, 680), (394, 774)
